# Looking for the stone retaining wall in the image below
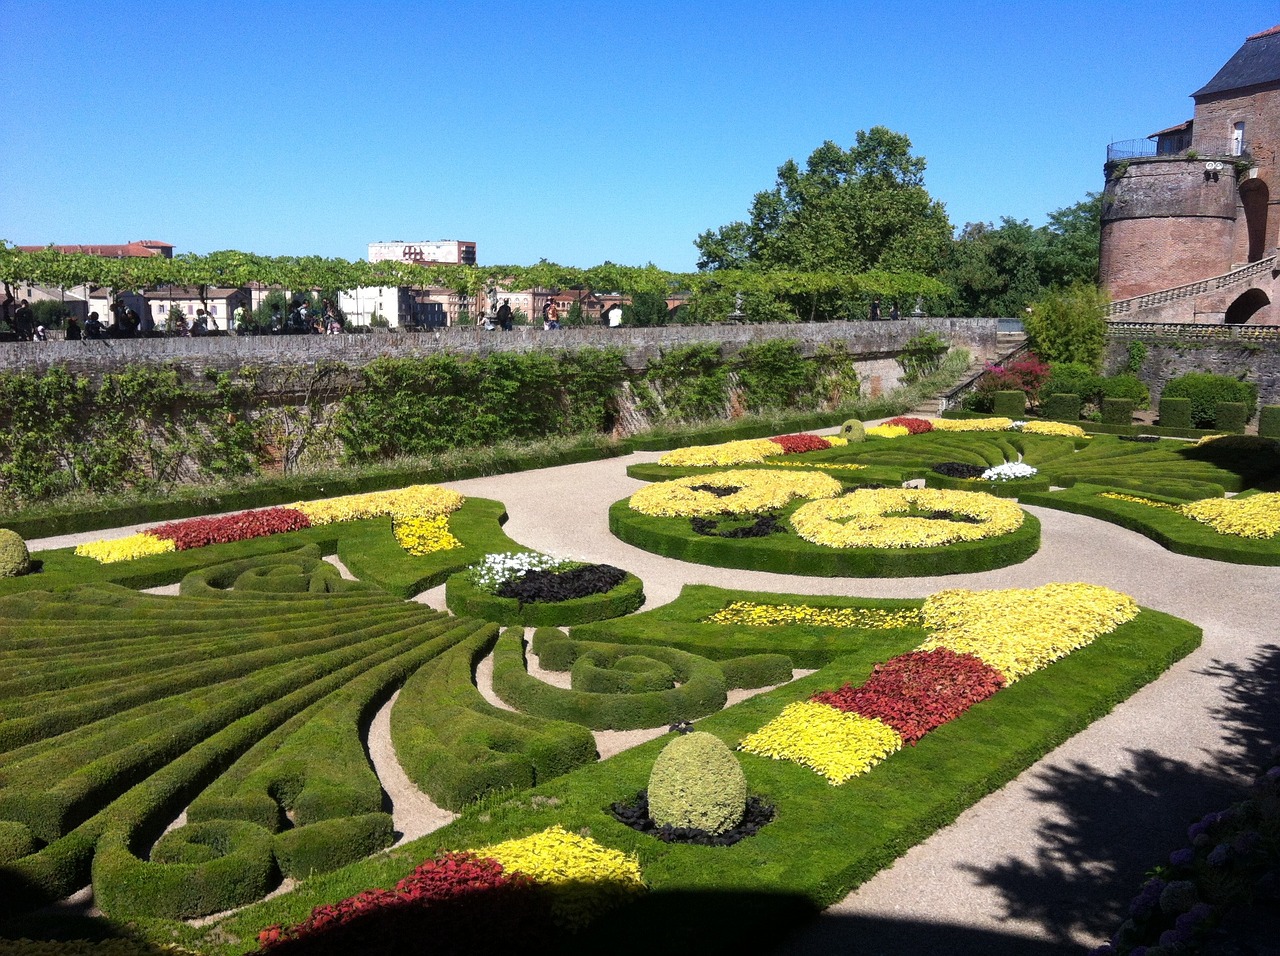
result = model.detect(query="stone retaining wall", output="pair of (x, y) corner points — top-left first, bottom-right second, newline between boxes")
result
(1104, 338), (1280, 408)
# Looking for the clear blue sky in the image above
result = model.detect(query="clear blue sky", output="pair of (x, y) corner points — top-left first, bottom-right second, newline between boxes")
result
(2, 0), (1276, 272)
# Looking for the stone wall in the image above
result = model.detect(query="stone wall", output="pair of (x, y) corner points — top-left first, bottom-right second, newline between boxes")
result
(1104, 337), (1280, 408)
(0, 317), (999, 382)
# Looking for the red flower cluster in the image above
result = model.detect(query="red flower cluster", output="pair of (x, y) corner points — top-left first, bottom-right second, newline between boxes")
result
(150, 507), (312, 551)
(769, 433), (833, 454)
(811, 648), (1006, 744)
(883, 417), (933, 434)
(258, 852), (551, 954)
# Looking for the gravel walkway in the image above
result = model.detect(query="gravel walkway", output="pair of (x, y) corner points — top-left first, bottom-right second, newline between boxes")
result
(26, 444), (1280, 954)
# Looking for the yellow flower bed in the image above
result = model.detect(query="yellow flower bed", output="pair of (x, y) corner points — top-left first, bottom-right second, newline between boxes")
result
(865, 424), (909, 439)
(1021, 420), (1086, 437)
(1178, 492), (1280, 539)
(917, 582), (1140, 682)
(739, 700), (903, 784)
(1098, 492), (1179, 511)
(74, 532), (175, 564)
(392, 515), (463, 555)
(790, 488), (1024, 549)
(825, 435), (849, 447)
(929, 417), (1014, 432)
(290, 484), (465, 525)
(657, 438), (784, 468)
(705, 601), (923, 629)
(766, 461), (866, 472)
(479, 824), (645, 929)
(628, 469), (842, 518)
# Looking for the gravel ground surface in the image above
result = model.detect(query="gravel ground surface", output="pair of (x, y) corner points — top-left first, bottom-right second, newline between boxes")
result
(26, 440), (1280, 954)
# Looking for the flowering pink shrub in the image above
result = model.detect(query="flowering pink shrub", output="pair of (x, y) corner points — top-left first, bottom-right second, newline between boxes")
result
(972, 354), (1051, 409)
(811, 648), (1006, 743)
(769, 433), (832, 454)
(150, 507), (313, 551)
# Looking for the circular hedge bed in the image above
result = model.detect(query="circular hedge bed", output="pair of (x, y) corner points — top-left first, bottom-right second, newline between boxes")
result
(445, 568), (645, 626)
(608, 496), (1040, 577)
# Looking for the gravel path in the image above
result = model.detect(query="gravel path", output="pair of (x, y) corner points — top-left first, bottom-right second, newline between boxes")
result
(26, 442), (1280, 954)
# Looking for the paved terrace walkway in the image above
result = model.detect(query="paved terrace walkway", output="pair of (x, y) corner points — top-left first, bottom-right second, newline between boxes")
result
(29, 443), (1280, 955)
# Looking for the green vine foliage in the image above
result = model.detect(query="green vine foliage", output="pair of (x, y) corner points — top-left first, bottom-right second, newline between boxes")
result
(640, 344), (731, 422)
(896, 331), (949, 383)
(734, 340), (821, 412)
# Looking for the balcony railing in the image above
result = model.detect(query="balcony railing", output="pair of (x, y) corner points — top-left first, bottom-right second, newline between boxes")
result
(1107, 138), (1248, 163)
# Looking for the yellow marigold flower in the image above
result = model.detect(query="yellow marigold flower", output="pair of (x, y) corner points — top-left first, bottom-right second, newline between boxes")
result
(657, 438), (784, 467)
(826, 435), (849, 447)
(1179, 492), (1280, 539)
(629, 469), (842, 518)
(392, 515), (463, 555)
(705, 601), (923, 630)
(930, 417), (1014, 432)
(479, 824), (645, 929)
(739, 701), (902, 784)
(291, 484), (465, 525)
(1021, 420), (1086, 438)
(766, 461), (866, 472)
(790, 488), (1024, 549)
(866, 424), (909, 439)
(1098, 492), (1179, 511)
(75, 532), (176, 564)
(918, 582), (1140, 682)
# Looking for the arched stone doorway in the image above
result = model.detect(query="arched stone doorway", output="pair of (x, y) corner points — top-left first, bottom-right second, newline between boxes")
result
(1239, 178), (1270, 262)
(1225, 287), (1270, 324)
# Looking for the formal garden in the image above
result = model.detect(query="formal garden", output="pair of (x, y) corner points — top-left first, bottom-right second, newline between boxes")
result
(0, 401), (1277, 956)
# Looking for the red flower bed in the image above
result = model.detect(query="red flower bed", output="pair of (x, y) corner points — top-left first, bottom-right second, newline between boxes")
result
(883, 416), (933, 435)
(811, 648), (1006, 743)
(150, 507), (312, 551)
(258, 852), (552, 955)
(769, 433), (832, 454)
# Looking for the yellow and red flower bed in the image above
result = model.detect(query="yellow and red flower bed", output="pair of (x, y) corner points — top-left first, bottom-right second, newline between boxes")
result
(628, 469), (842, 519)
(790, 488), (1024, 549)
(739, 582), (1139, 783)
(258, 825), (643, 950)
(656, 432), (844, 467)
(75, 485), (465, 563)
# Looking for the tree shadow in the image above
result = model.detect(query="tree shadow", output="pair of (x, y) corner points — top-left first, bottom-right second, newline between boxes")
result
(956, 643), (1280, 946)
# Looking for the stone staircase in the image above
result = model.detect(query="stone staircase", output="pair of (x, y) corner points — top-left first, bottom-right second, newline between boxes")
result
(1107, 255), (1277, 318)
(904, 356), (989, 418)
(905, 331), (1029, 418)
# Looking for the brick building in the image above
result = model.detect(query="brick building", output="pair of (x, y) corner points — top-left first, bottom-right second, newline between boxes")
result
(1101, 26), (1280, 324)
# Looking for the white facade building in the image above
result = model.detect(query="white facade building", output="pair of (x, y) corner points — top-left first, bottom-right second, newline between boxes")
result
(367, 240), (477, 266)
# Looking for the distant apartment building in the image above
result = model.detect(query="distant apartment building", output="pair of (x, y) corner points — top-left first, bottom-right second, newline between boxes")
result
(140, 287), (250, 329)
(338, 286), (472, 328)
(367, 241), (477, 266)
(16, 240), (174, 259)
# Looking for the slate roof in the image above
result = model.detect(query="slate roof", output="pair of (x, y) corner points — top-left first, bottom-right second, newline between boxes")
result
(1194, 26), (1280, 98)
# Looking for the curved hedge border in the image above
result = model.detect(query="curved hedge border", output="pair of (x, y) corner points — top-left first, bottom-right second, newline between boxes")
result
(924, 472), (1051, 497)
(444, 570), (645, 626)
(608, 496), (1041, 577)
(494, 630), (728, 730)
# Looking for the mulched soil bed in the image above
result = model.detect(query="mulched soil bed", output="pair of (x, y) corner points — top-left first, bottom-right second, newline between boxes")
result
(609, 790), (776, 847)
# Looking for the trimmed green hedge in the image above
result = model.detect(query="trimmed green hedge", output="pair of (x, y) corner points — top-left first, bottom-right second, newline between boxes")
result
(1101, 397), (1134, 426)
(608, 497), (1041, 577)
(444, 570), (645, 627)
(1159, 396), (1193, 429)
(992, 390), (1025, 417)
(1042, 393), (1082, 422)
(1260, 405), (1280, 439)
(493, 630), (727, 730)
(273, 812), (394, 879)
(1215, 401), (1248, 433)
(924, 472), (1052, 497)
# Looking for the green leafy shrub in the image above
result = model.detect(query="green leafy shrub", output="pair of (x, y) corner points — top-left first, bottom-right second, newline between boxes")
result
(1043, 362), (1103, 404)
(647, 731), (746, 835)
(1260, 405), (1280, 439)
(896, 331), (949, 383)
(1023, 281), (1108, 369)
(0, 528), (31, 577)
(1042, 393), (1082, 422)
(1101, 398), (1135, 426)
(841, 419), (866, 442)
(992, 390), (1026, 417)
(1214, 402), (1248, 434)
(1161, 373), (1257, 427)
(734, 339), (820, 412)
(1100, 373), (1150, 409)
(1159, 396), (1193, 429)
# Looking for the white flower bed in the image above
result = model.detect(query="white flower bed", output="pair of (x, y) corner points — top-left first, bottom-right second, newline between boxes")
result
(981, 462), (1038, 482)
(468, 551), (577, 591)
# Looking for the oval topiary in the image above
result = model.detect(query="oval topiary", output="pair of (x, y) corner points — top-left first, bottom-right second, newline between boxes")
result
(840, 419), (866, 442)
(0, 529), (31, 578)
(647, 731), (746, 835)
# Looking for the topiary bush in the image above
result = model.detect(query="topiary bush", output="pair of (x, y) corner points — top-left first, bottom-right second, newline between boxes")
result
(647, 731), (746, 835)
(1101, 397), (1135, 426)
(1214, 402), (1248, 434)
(1260, 405), (1280, 439)
(1041, 393), (1082, 422)
(1099, 373), (1150, 409)
(1161, 373), (1257, 427)
(1159, 397), (1193, 429)
(992, 390), (1026, 418)
(1043, 362), (1103, 405)
(840, 419), (866, 442)
(0, 528), (31, 578)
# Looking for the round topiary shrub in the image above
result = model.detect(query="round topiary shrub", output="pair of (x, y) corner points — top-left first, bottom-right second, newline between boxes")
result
(647, 731), (746, 835)
(0, 529), (31, 578)
(840, 419), (866, 442)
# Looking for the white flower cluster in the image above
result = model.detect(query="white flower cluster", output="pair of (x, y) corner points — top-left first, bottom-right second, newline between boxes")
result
(981, 462), (1038, 482)
(1008, 420), (1028, 431)
(468, 551), (577, 591)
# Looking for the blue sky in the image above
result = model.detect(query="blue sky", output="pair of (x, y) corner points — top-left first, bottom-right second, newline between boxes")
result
(2, 0), (1276, 271)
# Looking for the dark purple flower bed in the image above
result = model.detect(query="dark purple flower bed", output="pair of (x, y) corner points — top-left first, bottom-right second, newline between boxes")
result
(495, 564), (627, 604)
(690, 513), (787, 538)
(609, 790), (775, 847)
(932, 462), (989, 479)
(688, 484), (744, 498)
